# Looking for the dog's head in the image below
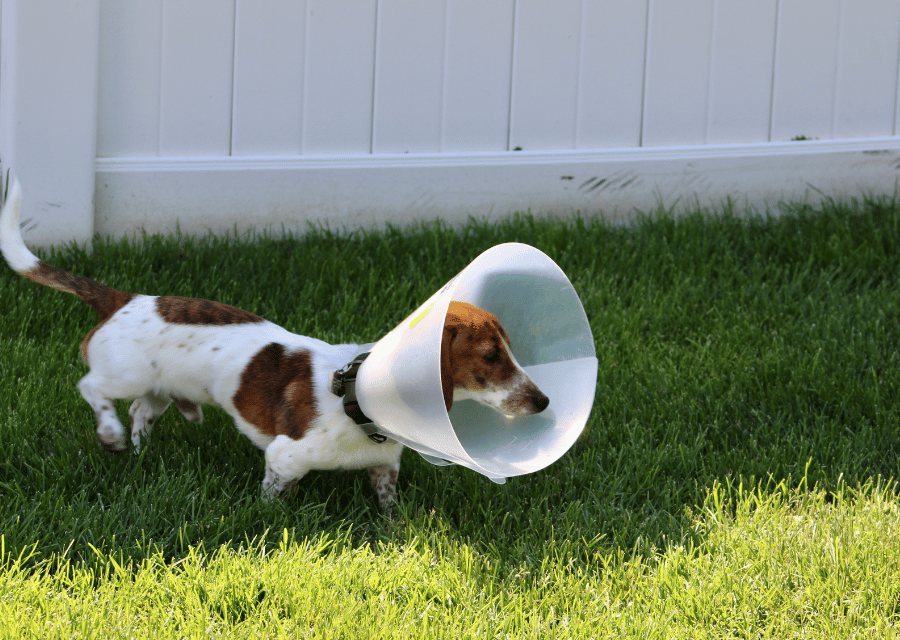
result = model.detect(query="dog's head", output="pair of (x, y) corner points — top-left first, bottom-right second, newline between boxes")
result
(440, 301), (549, 416)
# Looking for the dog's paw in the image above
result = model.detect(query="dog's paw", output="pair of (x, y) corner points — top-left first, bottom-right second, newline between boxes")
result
(98, 433), (127, 453)
(260, 473), (300, 502)
(260, 474), (282, 501)
(96, 421), (127, 452)
(130, 433), (150, 454)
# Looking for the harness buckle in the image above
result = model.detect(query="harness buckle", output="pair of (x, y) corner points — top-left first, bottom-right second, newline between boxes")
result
(330, 352), (388, 444)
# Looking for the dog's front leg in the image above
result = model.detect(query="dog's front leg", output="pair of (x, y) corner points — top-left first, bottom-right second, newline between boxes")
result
(261, 435), (309, 500)
(368, 461), (401, 510)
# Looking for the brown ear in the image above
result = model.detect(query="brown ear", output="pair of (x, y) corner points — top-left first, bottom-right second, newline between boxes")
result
(440, 325), (456, 412)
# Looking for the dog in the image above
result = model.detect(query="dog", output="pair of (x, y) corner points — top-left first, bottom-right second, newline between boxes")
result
(0, 180), (549, 508)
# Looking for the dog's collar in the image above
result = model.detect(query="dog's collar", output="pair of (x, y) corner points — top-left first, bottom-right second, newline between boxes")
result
(330, 352), (388, 444)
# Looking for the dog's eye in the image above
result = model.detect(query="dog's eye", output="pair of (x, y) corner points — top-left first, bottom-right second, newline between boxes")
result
(483, 350), (501, 364)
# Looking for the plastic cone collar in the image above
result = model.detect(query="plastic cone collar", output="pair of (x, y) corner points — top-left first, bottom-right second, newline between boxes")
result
(354, 243), (597, 483)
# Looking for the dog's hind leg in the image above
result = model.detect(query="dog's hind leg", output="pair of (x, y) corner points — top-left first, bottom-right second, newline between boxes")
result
(128, 393), (172, 451)
(78, 374), (129, 452)
(172, 397), (203, 424)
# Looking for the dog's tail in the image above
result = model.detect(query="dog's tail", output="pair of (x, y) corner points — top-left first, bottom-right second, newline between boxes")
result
(0, 179), (134, 320)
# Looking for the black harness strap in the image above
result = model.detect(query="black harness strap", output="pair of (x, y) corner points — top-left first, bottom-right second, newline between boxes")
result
(330, 352), (388, 444)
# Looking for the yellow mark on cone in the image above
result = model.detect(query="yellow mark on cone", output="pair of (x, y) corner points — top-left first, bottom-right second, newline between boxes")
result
(409, 302), (435, 328)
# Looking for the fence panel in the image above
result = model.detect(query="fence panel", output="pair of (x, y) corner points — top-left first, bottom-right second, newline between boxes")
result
(372, 0), (447, 153)
(642, 0), (715, 146)
(706, 0), (777, 144)
(508, 0), (583, 151)
(232, 0), (307, 155)
(770, 0), (842, 141)
(158, 0), (235, 156)
(302, 0), (378, 154)
(97, 0), (162, 157)
(576, 1), (648, 149)
(441, 0), (515, 152)
(833, 0), (900, 139)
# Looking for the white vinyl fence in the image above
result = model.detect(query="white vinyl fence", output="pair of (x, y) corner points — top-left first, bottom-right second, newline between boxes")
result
(2, 0), (900, 245)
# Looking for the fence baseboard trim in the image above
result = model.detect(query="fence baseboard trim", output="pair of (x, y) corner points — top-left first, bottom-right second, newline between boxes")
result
(92, 137), (900, 240)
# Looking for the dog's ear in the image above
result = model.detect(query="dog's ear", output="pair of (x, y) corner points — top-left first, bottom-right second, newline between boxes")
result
(440, 325), (456, 412)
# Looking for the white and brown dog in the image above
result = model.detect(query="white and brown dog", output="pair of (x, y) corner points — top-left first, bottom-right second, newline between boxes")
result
(0, 181), (548, 508)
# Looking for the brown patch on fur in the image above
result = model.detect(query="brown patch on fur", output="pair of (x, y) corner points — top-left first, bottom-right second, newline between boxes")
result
(440, 325), (456, 412)
(232, 343), (317, 439)
(443, 301), (518, 392)
(156, 296), (263, 326)
(27, 261), (135, 320)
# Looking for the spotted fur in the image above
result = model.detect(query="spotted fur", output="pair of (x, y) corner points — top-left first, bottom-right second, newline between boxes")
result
(0, 180), (548, 509)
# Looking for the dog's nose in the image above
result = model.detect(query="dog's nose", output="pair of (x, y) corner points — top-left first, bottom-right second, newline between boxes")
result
(533, 392), (550, 413)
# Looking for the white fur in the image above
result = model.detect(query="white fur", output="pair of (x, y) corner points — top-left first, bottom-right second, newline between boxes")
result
(0, 180), (40, 274)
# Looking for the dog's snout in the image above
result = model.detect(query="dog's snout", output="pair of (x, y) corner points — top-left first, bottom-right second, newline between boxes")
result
(503, 382), (550, 416)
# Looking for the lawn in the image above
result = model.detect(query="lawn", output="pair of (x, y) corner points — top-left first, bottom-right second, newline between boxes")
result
(0, 194), (899, 637)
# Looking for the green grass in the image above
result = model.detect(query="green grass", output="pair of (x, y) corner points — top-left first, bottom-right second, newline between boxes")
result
(1, 194), (900, 637)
